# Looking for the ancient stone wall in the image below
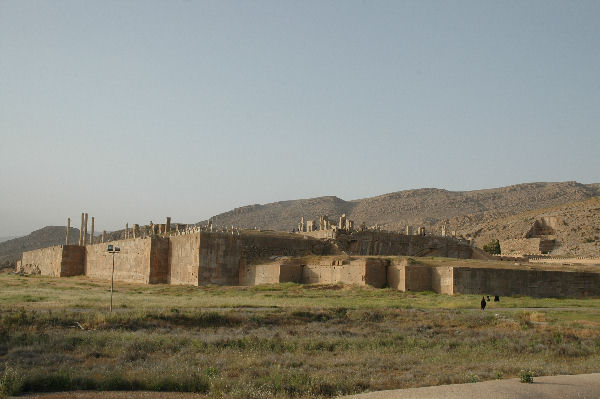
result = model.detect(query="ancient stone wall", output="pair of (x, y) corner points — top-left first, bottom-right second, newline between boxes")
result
(500, 238), (555, 255)
(431, 267), (454, 295)
(20, 245), (84, 277)
(239, 259), (303, 286)
(61, 245), (86, 276)
(333, 231), (473, 258)
(238, 232), (329, 260)
(243, 257), (388, 287)
(168, 234), (201, 285)
(85, 237), (168, 284)
(452, 267), (600, 298)
(198, 232), (242, 285)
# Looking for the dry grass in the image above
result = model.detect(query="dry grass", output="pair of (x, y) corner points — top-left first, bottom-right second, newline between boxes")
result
(1, 273), (600, 398)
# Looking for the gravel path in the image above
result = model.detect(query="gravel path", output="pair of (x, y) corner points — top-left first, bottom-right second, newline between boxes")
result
(342, 373), (600, 399)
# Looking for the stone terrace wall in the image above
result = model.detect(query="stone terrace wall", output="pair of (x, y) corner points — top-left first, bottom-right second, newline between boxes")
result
(452, 267), (600, 298)
(335, 231), (409, 255)
(198, 232), (242, 285)
(500, 238), (555, 255)
(21, 245), (84, 277)
(85, 237), (168, 284)
(239, 259), (303, 286)
(334, 231), (473, 258)
(239, 232), (329, 261)
(168, 234), (201, 285)
(431, 267), (454, 295)
(60, 245), (86, 276)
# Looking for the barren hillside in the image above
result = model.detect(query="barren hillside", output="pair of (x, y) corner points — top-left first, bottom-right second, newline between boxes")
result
(458, 196), (600, 257)
(3, 181), (599, 264)
(204, 181), (600, 232)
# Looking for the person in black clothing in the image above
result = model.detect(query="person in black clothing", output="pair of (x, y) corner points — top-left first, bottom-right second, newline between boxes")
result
(481, 297), (487, 310)
(487, 295), (491, 302)
(494, 295), (500, 302)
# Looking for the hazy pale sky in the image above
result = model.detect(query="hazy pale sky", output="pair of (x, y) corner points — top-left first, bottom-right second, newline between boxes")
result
(1, 0), (599, 237)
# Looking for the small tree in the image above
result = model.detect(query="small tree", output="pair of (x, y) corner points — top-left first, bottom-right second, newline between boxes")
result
(483, 239), (501, 255)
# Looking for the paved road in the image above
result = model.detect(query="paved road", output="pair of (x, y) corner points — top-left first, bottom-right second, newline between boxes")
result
(342, 373), (600, 399)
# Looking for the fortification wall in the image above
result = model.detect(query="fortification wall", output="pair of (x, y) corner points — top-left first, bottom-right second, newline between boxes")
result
(452, 267), (600, 298)
(85, 237), (168, 284)
(21, 245), (84, 277)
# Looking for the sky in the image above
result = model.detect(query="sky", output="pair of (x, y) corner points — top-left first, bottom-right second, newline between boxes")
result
(1, 0), (599, 237)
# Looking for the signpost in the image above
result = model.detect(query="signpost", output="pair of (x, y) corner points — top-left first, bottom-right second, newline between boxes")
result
(107, 245), (120, 312)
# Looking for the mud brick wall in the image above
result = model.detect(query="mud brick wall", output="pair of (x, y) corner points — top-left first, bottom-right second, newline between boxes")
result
(452, 267), (600, 298)
(85, 237), (168, 284)
(21, 245), (84, 277)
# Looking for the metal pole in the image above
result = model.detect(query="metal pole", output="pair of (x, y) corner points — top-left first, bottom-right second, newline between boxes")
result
(110, 252), (115, 312)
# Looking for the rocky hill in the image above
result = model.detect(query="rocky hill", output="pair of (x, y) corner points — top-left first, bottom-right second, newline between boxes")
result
(205, 181), (600, 233)
(460, 196), (600, 257)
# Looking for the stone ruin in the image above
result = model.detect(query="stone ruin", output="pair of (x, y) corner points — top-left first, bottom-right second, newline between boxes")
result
(17, 212), (600, 298)
(501, 217), (558, 256)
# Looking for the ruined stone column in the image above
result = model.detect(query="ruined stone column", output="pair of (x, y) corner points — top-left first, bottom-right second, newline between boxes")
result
(133, 224), (139, 239)
(79, 213), (84, 245)
(339, 214), (346, 230)
(166, 217), (171, 233)
(102, 231), (106, 243)
(126, 223), (129, 239)
(66, 218), (70, 245)
(90, 217), (95, 245)
(83, 213), (88, 246)
(406, 225), (413, 235)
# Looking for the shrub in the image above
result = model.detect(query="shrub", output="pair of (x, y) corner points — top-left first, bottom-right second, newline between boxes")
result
(0, 365), (23, 397)
(483, 239), (501, 255)
(518, 369), (534, 383)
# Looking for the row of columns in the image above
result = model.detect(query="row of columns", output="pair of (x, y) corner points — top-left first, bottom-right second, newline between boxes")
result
(67, 214), (174, 245)
(66, 212), (104, 246)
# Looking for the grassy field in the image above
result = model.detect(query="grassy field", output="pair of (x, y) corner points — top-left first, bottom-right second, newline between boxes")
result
(1, 273), (600, 398)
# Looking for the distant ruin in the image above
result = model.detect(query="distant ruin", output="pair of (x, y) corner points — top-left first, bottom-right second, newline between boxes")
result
(16, 213), (600, 298)
(501, 217), (557, 256)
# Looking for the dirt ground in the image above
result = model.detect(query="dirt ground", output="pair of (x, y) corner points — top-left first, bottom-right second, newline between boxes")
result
(343, 373), (600, 399)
